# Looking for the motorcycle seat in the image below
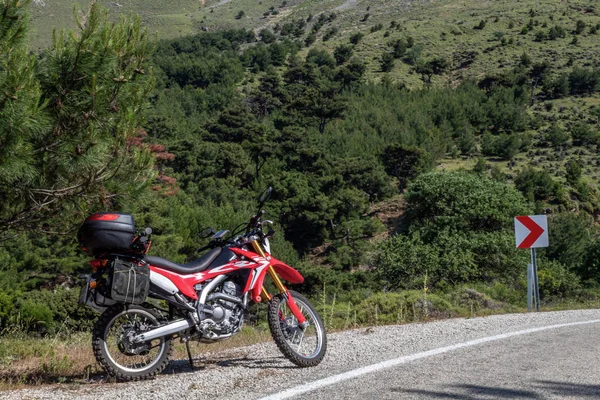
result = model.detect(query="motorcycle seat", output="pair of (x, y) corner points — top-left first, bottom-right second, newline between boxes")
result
(145, 247), (222, 274)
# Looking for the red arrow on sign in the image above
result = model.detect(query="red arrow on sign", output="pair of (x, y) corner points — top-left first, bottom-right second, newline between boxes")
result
(515, 216), (545, 248)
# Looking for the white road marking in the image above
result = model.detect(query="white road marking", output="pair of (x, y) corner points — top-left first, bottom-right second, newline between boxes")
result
(259, 319), (600, 400)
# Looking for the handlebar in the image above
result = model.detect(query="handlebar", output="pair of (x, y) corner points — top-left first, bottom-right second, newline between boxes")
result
(197, 186), (274, 253)
(247, 210), (265, 232)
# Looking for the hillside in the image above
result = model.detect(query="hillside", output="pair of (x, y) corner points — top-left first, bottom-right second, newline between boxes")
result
(30, 0), (600, 81)
(29, 0), (600, 182)
(4, 0), (597, 277)
(5, 0), (598, 298)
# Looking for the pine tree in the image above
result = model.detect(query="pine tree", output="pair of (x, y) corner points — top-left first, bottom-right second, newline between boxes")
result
(0, 0), (50, 233)
(333, 44), (353, 65)
(0, 2), (156, 235)
(380, 52), (395, 72)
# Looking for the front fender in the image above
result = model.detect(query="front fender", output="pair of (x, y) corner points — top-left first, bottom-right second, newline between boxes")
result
(271, 260), (304, 284)
(250, 257), (304, 301)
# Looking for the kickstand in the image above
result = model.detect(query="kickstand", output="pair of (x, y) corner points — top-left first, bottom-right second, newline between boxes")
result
(185, 340), (194, 371)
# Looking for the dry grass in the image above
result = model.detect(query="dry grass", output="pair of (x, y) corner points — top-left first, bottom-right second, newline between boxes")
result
(0, 326), (271, 391)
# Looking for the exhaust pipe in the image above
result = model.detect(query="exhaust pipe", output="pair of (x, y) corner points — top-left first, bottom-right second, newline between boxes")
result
(134, 275), (232, 343)
(206, 292), (243, 305)
(133, 319), (192, 343)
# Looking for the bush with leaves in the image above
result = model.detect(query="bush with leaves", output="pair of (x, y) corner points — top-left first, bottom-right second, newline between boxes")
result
(333, 44), (354, 65)
(537, 259), (582, 299)
(571, 122), (600, 146)
(380, 52), (395, 72)
(547, 25), (566, 40)
(568, 68), (600, 95)
(582, 239), (600, 283)
(323, 27), (339, 41)
(545, 213), (597, 281)
(544, 123), (570, 147)
(565, 160), (583, 186)
(575, 20), (586, 34)
(381, 144), (432, 190)
(378, 172), (531, 290)
(259, 28), (277, 43)
(405, 171), (532, 236)
(415, 57), (449, 84)
(514, 166), (562, 203)
(481, 132), (529, 160)
(377, 234), (439, 289)
(349, 32), (364, 45)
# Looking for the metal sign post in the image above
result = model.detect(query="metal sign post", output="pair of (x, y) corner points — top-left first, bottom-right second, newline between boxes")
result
(515, 215), (548, 312)
(530, 249), (540, 311)
(527, 263), (533, 312)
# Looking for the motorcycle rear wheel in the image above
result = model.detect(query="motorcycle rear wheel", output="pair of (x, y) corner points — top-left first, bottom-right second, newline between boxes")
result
(268, 290), (327, 367)
(92, 304), (173, 381)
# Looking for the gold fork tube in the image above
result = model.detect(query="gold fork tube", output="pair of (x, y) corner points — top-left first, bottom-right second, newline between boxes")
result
(261, 287), (272, 301)
(251, 240), (287, 294)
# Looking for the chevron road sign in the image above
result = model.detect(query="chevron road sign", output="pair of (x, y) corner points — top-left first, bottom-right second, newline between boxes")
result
(514, 215), (548, 249)
(514, 215), (549, 312)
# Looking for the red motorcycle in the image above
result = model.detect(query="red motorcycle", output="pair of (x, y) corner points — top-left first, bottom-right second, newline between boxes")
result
(78, 187), (326, 381)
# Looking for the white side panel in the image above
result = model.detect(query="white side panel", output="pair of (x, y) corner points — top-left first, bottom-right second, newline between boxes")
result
(150, 270), (179, 294)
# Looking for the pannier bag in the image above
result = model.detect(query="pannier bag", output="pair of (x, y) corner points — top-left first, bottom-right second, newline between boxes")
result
(110, 258), (150, 304)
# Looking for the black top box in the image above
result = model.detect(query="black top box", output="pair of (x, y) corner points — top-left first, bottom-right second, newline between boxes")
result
(78, 213), (135, 256)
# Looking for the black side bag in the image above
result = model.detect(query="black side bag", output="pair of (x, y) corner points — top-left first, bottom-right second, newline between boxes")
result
(110, 258), (150, 304)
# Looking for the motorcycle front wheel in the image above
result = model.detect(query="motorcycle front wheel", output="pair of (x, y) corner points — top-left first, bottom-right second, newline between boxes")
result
(267, 290), (327, 367)
(92, 304), (173, 381)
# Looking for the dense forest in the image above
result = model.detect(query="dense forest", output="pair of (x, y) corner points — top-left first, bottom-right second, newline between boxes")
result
(1, 0), (600, 336)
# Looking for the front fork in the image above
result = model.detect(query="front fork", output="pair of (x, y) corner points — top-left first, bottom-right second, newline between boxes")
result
(251, 241), (307, 326)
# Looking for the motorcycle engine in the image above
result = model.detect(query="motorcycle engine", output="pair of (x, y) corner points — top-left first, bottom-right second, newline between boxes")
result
(200, 280), (244, 340)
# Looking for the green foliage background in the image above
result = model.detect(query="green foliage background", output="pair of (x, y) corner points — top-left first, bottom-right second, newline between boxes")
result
(2, 0), (600, 335)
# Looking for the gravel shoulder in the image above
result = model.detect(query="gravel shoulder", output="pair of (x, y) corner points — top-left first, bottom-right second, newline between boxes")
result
(3, 309), (600, 400)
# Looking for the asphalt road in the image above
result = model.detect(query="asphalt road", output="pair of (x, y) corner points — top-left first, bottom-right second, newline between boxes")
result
(4, 310), (600, 400)
(294, 322), (600, 400)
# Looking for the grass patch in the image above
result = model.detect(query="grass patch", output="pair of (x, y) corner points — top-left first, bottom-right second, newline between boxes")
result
(0, 325), (271, 390)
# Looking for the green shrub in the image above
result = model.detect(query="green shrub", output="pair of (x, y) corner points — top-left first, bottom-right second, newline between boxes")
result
(582, 239), (600, 282)
(405, 171), (531, 235)
(349, 32), (364, 44)
(571, 122), (600, 145)
(380, 52), (395, 72)
(568, 68), (600, 95)
(514, 166), (561, 203)
(575, 20), (586, 34)
(355, 291), (455, 324)
(18, 300), (54, 335)
(333, 44), (354, 65)
(545, 213), (595, 273)
(472, 281), (524, 305)
(377, 172), (532, 291)
(537, 259), (582, 299)
(377, 234), (439, 289)
(544, 124), (569, 147)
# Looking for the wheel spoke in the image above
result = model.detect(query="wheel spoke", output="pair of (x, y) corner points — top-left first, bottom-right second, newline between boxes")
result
(297, 331), (305, 354)
(291, 327), (298, 344)
(103, 309), (166, 373)
(275, 294), (323, 361)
